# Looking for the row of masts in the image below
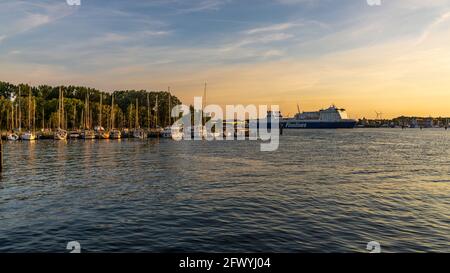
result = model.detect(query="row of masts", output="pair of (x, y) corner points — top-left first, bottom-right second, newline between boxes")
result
(100, 88), (171, 131)
(7, 86), (37, 133)
(81, 90), (120, 131)
(58, 87), (64, 130)
(7, 88), (176, 132)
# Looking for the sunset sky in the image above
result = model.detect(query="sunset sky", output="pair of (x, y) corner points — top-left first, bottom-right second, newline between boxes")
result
(1, 0), (450, 118)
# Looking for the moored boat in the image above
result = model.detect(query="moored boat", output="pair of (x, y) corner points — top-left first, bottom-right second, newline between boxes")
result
(69, 131), (80, 139)
(95, 95), (110, 139)
(81, 130), (96, 139)
(54, 87), (68, 140)
(110, 129), (121, 139)
(161, 127), (172, 138)
(95, 126), (110, 139)
(97, 131), (110, 139)
(81, 91), (95, 139)
(161, 126), (184, 139)
(22, 88), (37, 141)
(133, 128), (147, 139)
(54, 128), (68, 140)
(283, 105), (357, 129)
(132, 98), (147, 139)
(109, 95), (121, 139)
(21, 131), (37, 141)
(7, 132), (19, 141)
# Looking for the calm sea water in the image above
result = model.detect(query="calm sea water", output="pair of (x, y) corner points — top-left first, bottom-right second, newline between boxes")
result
(0, 129), (449, 253)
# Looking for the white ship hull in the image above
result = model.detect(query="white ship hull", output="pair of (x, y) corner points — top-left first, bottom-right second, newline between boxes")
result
(21, 132), (37, 141)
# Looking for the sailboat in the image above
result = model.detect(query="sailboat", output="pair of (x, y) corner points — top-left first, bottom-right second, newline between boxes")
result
(54, 87), (68, 140)
(95, 94), (110, 139)
(200, 83), (219, 139)
(133, 98), (147, 139)
(189, 82), (210, 139)
(21, 87), (37, 141)
(22, 131), (36, 140)
(7, 133), (19, 141)
(81, 92), (96, 139)
(69, 103), (80, 139)
(110, 94), (121, 139)
(150, 94), (164, 137)
(162, 88), (172, 138)
(161, 87), (183, 139)
(7, 90), (19, 141)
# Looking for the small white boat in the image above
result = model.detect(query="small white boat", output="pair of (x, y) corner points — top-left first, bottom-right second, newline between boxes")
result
(133, 128), (147, 139)
(81, 130), (96, 139)
(162, 126), (184, 140)
(96, 130), (110, 139)
(109, 95), (121, 139)
(161, 127), (172, 138)
(7, 133), (19, 141)
(132, 98), (147, 139)
(21, 131), (37, 141)
(54, 128), (68, 140)
(110, 129), (121, 139)
(69, 131), (80, 139)
(54, 88), (67, 140)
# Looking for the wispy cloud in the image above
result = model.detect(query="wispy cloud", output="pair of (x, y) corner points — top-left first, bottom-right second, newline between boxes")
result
(416, 11), (450, 45)
(0, 1), (75, 42)
(178, 0), (230, 13)
(245, 23), (297, 34)
(13, 12), (51, 33)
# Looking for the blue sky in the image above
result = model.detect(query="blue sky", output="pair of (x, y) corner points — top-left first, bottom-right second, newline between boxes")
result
(1, 0), (450, 117)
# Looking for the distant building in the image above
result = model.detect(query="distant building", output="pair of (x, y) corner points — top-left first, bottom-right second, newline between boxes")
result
(410, 118), (433, 128)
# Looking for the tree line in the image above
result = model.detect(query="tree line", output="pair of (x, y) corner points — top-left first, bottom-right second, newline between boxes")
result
(0, 81), (182, 131)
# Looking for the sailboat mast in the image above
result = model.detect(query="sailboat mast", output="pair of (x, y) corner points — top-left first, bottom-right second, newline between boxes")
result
(33, 99), (36, 133)
(62, 87), (64, 130)
(111, 94), (115, 129)
(16, 104), (18, 130)
(6, 107), (9, 131)
(28, 87), (32, 130)
(128, 104), (132, 129)
(155, 95), (158, 128)
(58, 87), (61, 129)
(147, 93), (150, 129)
(84, 94), (86, 129)
(203, 82), (207, 125)
(81, 109), (84, 130)
(135, 98), (139, 129)
(88, 92), (90, 129)
(73, 105), (76, 130)
(85, 92), (89, 129)
(11, 104), (13, 130)
(18, 86), (21, 131)
(11, 102), (14, 130)
(168, 87), (171, 126)
(99, 94), (102, 128)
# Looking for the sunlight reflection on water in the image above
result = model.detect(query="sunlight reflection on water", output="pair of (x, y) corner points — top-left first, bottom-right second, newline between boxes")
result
(0, 129), (449, 252)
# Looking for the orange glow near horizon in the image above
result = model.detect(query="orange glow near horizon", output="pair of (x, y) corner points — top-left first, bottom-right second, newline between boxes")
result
(1, 2), (450, 120)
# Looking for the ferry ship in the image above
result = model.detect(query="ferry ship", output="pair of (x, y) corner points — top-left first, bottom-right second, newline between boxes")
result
(283, 105), (357, 129)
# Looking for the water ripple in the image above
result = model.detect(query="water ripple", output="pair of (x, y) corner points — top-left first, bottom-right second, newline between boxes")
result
(0, 129), (449, 252)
